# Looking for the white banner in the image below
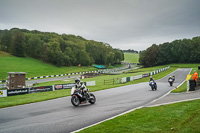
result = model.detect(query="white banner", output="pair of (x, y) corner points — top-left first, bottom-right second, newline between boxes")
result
(121, 77), (126, 83)
(130, 76), (134, 81)
(86, 81), (96, 86)
(134, 75), (143, 80)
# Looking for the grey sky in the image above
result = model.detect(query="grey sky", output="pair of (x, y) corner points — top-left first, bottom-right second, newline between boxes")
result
(0, 0), (200, 51)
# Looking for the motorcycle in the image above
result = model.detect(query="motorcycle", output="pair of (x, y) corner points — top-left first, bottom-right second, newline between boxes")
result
(71, 87), (96, 107)
(168, 78), (173, 86)
(149, 81), (157, 91)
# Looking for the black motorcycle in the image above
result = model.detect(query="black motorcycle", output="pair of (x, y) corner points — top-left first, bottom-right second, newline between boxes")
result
(71, 87), (96, 107)
(168, 78), (173, 86)
(149, 81), (157, 91)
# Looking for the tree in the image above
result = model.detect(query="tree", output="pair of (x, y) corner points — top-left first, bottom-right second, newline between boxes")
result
(114, 49), (124, 64)
(10, 30), (26, 57)
(139, 44), (158, 67)
(26, 34), (43, 58)
(0, 30), (12, 52)
(106, 51), (115, 65)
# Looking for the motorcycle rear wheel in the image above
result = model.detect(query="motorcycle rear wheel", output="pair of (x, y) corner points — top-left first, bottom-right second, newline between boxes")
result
(71, 95), (80, 107)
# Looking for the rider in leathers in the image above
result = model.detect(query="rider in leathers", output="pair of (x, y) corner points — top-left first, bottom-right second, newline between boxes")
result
(75, 78), (90, 99)
(149, 76), (157, 88)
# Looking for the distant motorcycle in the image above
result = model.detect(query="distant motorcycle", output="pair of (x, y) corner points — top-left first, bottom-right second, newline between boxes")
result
(149, 81), (157, 91)
(71, 87), (96, 107)
(168, 78), (173, 86)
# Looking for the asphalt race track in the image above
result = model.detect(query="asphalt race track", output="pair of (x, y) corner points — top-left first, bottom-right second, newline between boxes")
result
(0, 68), (191, 133)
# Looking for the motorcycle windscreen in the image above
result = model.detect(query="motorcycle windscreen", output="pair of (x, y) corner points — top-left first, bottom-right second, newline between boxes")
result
(71, 87), (76, 95)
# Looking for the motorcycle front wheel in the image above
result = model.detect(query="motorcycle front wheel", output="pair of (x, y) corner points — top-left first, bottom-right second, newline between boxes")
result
(151, 86), (154, 91)
(71, 95), (80, 107)
(89, 93), (96, 104)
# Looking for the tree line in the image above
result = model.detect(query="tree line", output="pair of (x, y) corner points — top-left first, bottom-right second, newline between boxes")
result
(123, 49), (138, 54)
(0, 28), (124, 66)
(139, 36), (200, 67)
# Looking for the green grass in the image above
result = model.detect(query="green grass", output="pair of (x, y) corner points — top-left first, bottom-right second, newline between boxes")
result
(124, 52), (139, 63)
(172, 81), (188, 93)
(79, 99), (200, 133)
(0, 65), (176, 108)
(0, 56), (97, 80)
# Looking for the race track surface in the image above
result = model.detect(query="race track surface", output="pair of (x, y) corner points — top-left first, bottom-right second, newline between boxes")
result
(0, 68), (191, 133)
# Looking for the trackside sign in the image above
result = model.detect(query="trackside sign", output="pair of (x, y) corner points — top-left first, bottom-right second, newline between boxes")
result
(0, 90), (7, 97)
(7, 88), (29, 96)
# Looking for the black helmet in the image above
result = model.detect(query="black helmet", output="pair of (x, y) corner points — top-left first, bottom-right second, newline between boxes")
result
(75, 78), (80, 84)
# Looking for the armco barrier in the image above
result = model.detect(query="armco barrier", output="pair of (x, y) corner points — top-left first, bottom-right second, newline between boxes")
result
(121, 66), (170, 83)
(23, 70), (99, 81)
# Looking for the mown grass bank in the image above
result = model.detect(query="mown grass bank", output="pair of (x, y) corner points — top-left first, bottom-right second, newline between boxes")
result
(0, 66), (176, 108)
(0, 56), (97, 80)
(124, 52), (139, 63)
(0, 52), (124, 80)
(79, 99), (200, 133)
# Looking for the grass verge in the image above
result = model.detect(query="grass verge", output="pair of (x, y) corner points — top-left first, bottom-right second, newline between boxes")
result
(79, 99), (200, 133)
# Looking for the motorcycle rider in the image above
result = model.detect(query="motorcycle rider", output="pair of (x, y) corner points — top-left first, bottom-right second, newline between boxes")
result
(149, 76), (156, 83)
(75, 78), (90, 99)
(172, 75), (175, 82)
(168, 76), (173, 81)
(149, 76), (157, 87)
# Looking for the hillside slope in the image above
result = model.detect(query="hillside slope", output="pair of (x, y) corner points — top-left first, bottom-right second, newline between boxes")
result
(124, 52), (139, 63)
(0, 52), (96, 80)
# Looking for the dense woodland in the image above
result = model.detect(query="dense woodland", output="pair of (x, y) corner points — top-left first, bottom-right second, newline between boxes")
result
(139, 36), (200, 67)
(0, 28), (124, 66)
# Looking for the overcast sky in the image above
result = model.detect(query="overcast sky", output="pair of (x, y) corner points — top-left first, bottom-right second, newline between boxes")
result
(0, 0), (200, 51)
